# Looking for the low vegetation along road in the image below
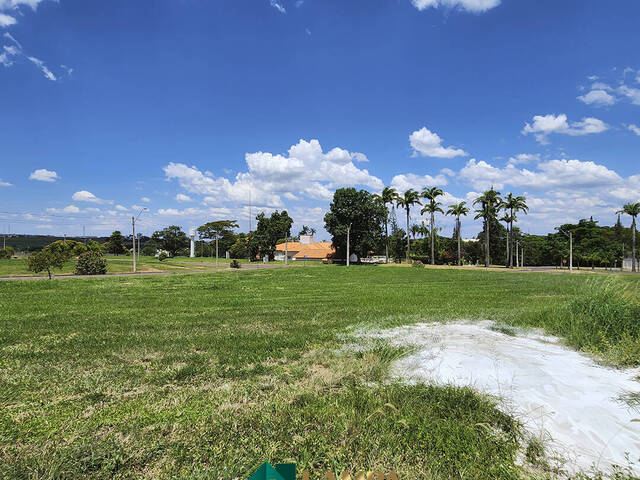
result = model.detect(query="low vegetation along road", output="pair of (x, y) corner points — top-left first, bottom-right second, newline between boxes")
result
(1, 266), (639, 479)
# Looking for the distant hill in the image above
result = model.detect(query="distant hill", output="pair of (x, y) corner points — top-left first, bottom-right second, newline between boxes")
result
(1, 234), (150, 252)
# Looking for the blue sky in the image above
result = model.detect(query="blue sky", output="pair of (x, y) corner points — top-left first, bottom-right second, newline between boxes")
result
(1, 0), (639, 239)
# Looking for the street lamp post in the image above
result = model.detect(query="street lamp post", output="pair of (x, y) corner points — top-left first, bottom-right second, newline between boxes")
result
(132, 207), (148, 273)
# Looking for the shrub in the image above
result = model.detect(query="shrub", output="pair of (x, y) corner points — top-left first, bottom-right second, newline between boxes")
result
(412, 260), (424, 268)
(158, 252), (168, 262)
(74, 251), (107, 275)
(0, 246), (14, 258)
(230, 259), (240, 269)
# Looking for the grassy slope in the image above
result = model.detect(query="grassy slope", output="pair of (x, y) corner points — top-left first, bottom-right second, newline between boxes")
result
(0, 267), (638, 479)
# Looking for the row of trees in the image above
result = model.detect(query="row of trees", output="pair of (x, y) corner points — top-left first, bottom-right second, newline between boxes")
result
(323, 186), (639, 270)
(377, 186), (528, 267)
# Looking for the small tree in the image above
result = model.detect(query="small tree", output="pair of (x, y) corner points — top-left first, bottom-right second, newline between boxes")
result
(0, 246), (14, 259)
(141, 240), (158, 256)
(229, 234), (249, 259)
(104, 231), (128, 255)
(27, 251), (67, 279)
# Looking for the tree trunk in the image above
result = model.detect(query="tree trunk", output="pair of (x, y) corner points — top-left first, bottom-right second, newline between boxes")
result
(633, 217), (637, 273)
(505, 227), (509, 268)
(385, 218), (389, 264)
(430, 212), (435, 265)
(406, 209), (411, 263)
(485, 219), (490, 267)
(457, 217), (461, 266)
(508, 217), (513, 268)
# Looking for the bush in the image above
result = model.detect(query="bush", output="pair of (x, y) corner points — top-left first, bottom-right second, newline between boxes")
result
(158, 252), (168, 262)
(0, 246), (14, 258)
(412, 260), (424, 268)
(74, 251), (107, 275)
(230, 259), (240, 269)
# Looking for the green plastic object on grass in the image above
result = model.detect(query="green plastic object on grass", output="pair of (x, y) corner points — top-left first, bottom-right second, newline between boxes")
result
(248, 462), (295, 480)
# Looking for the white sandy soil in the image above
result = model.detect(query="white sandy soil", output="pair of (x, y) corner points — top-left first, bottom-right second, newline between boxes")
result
(361, 322), (640, 475)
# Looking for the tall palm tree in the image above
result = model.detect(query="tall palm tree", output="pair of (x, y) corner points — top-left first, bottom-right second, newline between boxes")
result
(618, 202), (640, 272)
(502, 193), (529, 268)
(446, 202), (469, 266)
(421, 187), (444, 265)
(395, 189), (421, 263)
(474, 187), (502, 268)
(376, 186), (397, 263)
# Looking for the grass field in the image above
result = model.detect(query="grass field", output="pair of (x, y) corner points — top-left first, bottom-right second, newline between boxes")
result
(0, 255), (250, 277)
(1, 267), (639, 479)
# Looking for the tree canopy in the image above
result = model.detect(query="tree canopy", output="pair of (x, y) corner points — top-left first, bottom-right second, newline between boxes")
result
(252, 211), (294, 260)
(324, 188), (386, 260)
(151, 226), (189, 257)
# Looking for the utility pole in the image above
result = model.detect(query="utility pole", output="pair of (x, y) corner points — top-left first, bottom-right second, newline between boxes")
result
(569, 231), (573, 273)
(346, 223), (352, 267)
(132, 207), (148, 273)
(132, 216), (136, 273)
(132, 216), (137, 273)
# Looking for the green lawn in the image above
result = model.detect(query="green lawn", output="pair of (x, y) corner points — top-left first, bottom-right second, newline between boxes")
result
(0, 255), (244, 277)
(1, 267), (638, 479)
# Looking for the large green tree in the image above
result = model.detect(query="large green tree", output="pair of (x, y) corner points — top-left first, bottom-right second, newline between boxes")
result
(197, 220), (239, 258)
(617, 202), (640, 272)
(395, 189), (421, 262)
(254, 211), (294, 260)
(324, 188), (386, 261)
(151, 226), (189, 257)
(446, 202), (469, 266)
(421, 187), (444, 265)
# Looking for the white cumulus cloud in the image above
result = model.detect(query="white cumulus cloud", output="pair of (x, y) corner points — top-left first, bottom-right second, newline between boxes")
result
(29, 168), (59, 182)
(72, 190), (105, 203)
(577, 89), (617, 106)
(176, 193), (192, 203)
(0, 177), (12, 187)
(522, 114), (608, 143)
(164, 138), (383, 208)
(410, 127), (468, 159)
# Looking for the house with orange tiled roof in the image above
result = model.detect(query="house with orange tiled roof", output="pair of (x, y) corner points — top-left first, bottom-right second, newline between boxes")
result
(274, 235), (335, 261)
